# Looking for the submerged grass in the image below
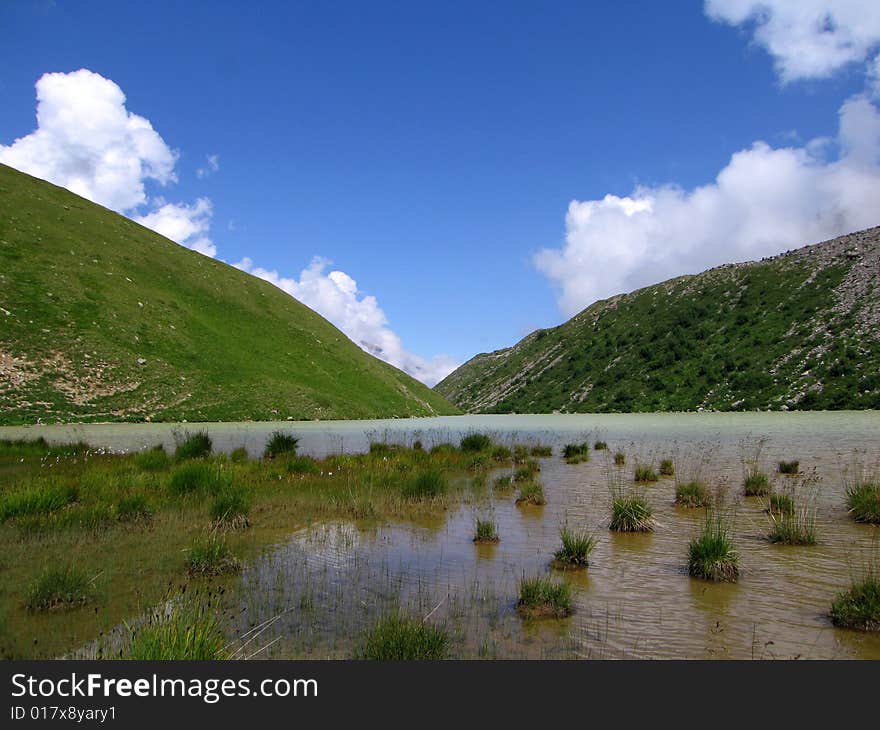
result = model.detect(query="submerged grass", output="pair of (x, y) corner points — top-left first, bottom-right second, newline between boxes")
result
(687, 509), (739, 582)
(356, 614), (449, 659)
(517, 575), (573, 619)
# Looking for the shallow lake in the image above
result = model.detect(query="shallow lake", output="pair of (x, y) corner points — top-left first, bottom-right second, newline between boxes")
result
(4, 412), (879, 659)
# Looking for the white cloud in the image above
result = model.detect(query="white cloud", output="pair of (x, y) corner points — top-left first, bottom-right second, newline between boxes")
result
(196, 153), (220, 179)
(235, 257), (459, 386)
(0, 69), (177, 211)
(133, 198), (215, 257)
(705, 0), (880, 83)
(535, 95), (880, 316)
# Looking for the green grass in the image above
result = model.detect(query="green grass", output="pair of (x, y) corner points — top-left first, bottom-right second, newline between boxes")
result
(845, 480), (880, 524)
(767, 507), (818, 545)
(562, 443), (590, 464)
(263, 431), (299, 459)
(552, 527), (597, 569)
(116, 494), (153, 524)
(402, 469), (448, 499)
(209, 487), (251, 527)
(126, 602), (227, 660)
(594, 441), (608, 451)
(634, 464), (659, 483)
(830, 568), (880, 632)
(174, 432), (212, 460)
(517, 576), (573, 618)
(473, 519), (499, 543)
(613, 451), (626, 466)
(0, 484), (78, 522)
(687, 510), (739, 582)
(489, 445), (513, 462)
(230, 447), (249, 463)
(286, 456), (321, 475)
(515, 480), (546, 506)
(185, 535), (242, 576)
(609, 492), (654, 532)
(459, 433), (493, 452)
(659, 459), (675, 476)
(513, 461), (540, 482)
(767, 492), (795, 516)
(435, 225), (872, 414)
(25, 566), (94, 612)
(778, 460), (800, 475)
(168, 462), (229, 496)
(134, 445), (169, 471)
(0, 162), (458, 425)
(743, 469), (771, 496)
(675, 480), (710, 508)
(356, 614), (450, 659)
(530, 445), (553, 457)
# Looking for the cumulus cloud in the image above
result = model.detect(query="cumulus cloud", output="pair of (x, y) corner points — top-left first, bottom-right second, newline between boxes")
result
(235, 257), (459, 386)
(0, 69), (177, 211)
(196, 153), (220, 179)
(705, 0), (880, 82)
(535, 95), (880, 316)
(133, 198), (216, 257)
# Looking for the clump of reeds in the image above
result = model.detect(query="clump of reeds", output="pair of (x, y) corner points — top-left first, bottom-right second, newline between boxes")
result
(185, 535), (241, 576)
(402, 469), (448, 499)
(134, 444), (169, 471)
(659, 459), (675, 476)
(687, 509), (739, 582)
(209, 487), (251, 529)
(594, 441), (608, 451)
(513, 444), (530, 462)
(515, 480), (546, 506)
(174, 431), (212, 460)
(845, 480), (880, 524)
(778, 460), (800, 475)
(490, 445), (512, 462)
(830, 564), (880, 632)
(168, 462), (229, 496)
(473, 519), (499, 543)
(126, 602), (227, 659)
(356, 614), (450, 659)
(613, 451), (626, 466)
(675, 480), (710, 508)
(530, 445), (553, 457)
(514, 460), (541, 481)
(551, 526), (596, 569)
(767, 492), (794, 516)
(609, 491), (654, 532)
(459, 433), (493, 453)
(517, 575), (573, 618)
(767, 502), (817, 545)
(634, 463), (659, 483)
(743, 468), (771, 496)
(562, 443), (590, 464)
(26, 566), (94, 612)
(263, 431), (299, 459)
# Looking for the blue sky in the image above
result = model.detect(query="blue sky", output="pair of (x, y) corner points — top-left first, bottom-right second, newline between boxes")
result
(2, 1), (879, 384)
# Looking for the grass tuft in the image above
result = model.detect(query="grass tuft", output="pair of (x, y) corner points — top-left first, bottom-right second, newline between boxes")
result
(186, 535), (242, 576)
(126, 602), (227, 659)
(134, 445), (169, 471)
(402, 469), (448, 499)
(609, 492), (654, 532)
(230, 447), (249, 464)
(659, 459), (675, 476)
(515, 480), (546, 506)
(613, 451), (626, 466)
(634, 464), (659, 483)
(552, 526), (596, 569)
(845, 480), (880, 524)
(830, 567), (880, 632)
(743, 469), (770, 496)
(594, 441), (608, 451)
(562, 443), (590, 464)
(26, 566), (94, 612)
(263, 431), (299, 459)
(687, 509), (739, 582)
(357, 614), (449, 659)
(174, 431), (212, 460)
(0, 484), (78, 522)
(778, 460), (800, 475)
(116, 494), (153, 524)
(209, 487), (251, 528)
(517, 575), (573, 618)
(767, 492), (794, 516)
(459, 433), (493, 453)
(168, 462), (229, 496)
(473, 519), (499, 543)
(530, 445), (553, 457)
(675, 480), (709, 508)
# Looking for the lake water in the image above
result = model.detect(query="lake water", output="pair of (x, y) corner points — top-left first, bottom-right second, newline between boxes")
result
(6, 412), (879, 659)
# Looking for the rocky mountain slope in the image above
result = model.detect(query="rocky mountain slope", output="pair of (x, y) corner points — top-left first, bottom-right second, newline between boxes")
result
(437, 227), (880, 413)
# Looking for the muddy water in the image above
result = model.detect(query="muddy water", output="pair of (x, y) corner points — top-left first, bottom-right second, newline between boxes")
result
(6, 412), (879, 659)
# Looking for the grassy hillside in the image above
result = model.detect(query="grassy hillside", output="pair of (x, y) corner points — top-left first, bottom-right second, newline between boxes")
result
(0, 163), (458, 424)
(437, 227), (880, 413)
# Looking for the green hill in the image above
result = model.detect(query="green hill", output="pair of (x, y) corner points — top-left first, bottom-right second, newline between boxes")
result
(0, 163), (458, 424)
(436, 227), (880, 413)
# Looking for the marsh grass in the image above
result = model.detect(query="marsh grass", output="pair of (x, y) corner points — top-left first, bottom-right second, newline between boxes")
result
(26, 566), (94, 612)
(168, 462), (230, 496)
(594, 441), (608, 451)
(0, 484), (78, 522)
(687, 509), (739, 582)
(473, 519), (499, 543)
(530, 445), (553, 457)
(743, 469), (771, 496)
(634, 464), (659, 483)
(767, 492), (795, 516)
(285, 456), (321, 475)
(609, 490), (654, 532)
(186, 535), (242, 576)
(126, 602), (227, 659)
(675, 480), (710, 508)
(493, 475), (513, 491)
(230, 447), (249, 464)
(830, 563), (880, 632)
(459, 433), (493, 453)
(767, 507), (818, 545)
(209, 487), (251, 528)
(517, 576), (573, 619)
(551, 526), (596, 569)
(845, 480), (880, 524)
(356, 614), (450, 659)
(402, 469), (448, 499)
(134, 445), (169, 471)
(512, 445), (530, 462)
(515, 480), (546, 506)
(116, 494), (153, 524)
(264, 431), (299, 459)
(490, 445), (512, 462)
(562, 443), (590, 464)
(613, 451), (625, 466)
(174, 431), (212, 460)
(659, 459), (675, 476)
(778, 460), (800, 475)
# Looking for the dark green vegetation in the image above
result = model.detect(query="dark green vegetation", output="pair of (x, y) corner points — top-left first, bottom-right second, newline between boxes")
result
(517, 576), (573, 619)
(767, 492), (795, 516)
(830, 568), (880, 632)
(25, 566), (94, 612)
(0, 163), (457, 424)
(594, 441), (608, 451)
(613, 451), (626, 466)
(126, 602), (226, 660)
(687, 510), (739, 583)
(609, 491), (654, 532)
(551, 526), (596, 569)
(767, 507), (818, 545)
(437, 227), (880, 413)
(460, 433), (493, 452)
(515, 480), (546, 506)
(356, 614), (450, 660)
(473, 519), (499, 543)
(659, 459), (675, 476)
(743, 469), (771, 496)
(0, 435), (509, 658)
(845, 480), (880, 524)
(530, 445), (552, 457)
(634, 464), (659, 483)
(778, 460), (800, 475)
(263, 431), (299, 459)
(174, 431), (212, 460)
(562, 442), (590, 464)
(675, 480), (710, 508)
